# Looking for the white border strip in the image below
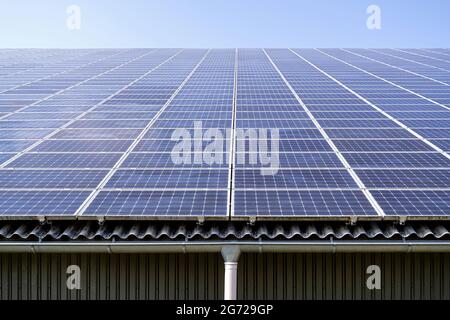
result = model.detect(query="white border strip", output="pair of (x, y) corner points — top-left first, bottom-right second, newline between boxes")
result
(228, 48), (238, 218)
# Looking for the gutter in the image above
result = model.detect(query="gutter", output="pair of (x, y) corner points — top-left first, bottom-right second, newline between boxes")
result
(1, 240), (450, 253)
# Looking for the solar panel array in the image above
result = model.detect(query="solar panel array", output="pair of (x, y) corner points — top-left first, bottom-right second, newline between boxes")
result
(0, 49), (448, 220)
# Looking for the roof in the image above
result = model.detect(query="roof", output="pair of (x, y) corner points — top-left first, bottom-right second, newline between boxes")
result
(1, 221), (449, 242)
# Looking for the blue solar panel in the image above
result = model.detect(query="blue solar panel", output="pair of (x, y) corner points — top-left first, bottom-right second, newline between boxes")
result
(52, 128), (141, 139)
(234, 190), (377, 217)
(414, 129), (450, 139)
(0, 191), (90, 216)
(355, 169), (449, 188)
(235, 152), (343, 168)
(429, 139), (450, 152)
(0, 154), (13, 164)
(343, 152), (450, 168)
(5, 112), (79, 120)
(33, 140), (133, 153)
(84, 190), (228, 217)
(326, 129), (415, 139)
(0, 140), (35, 152)
(81, 112), (158, 120)
(400, 119), (449, 128)
(0, 170), (107, 188)
(122, 153), (229, 168)
(371, 190), (449, 216)
(6, 153), (122, 168)
(333, 139), (435, 152)
(105, 169), (228, 189)
(0, 120), (67, 128)
(68, 119), (150, 129)
(0, 129), (54, 139)
(234, 169), (358, 189)
(0, 48), (448, 219)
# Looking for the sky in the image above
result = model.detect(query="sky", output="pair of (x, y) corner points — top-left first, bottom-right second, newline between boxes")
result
(0, 0), (449, 48)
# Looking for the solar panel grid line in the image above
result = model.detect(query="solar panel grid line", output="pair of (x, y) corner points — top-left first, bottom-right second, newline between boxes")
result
(394, 48), (450, 64)
(341, 49), (450, 87)
(372, 49), (450, 73)
(293, 49), (450, 160)
(262, 48), (386, 218)
(227, 48), (238, 218)
(0, 49), (184, 169)
(0, 50), (129, 118)
(73, 49), (212, 217)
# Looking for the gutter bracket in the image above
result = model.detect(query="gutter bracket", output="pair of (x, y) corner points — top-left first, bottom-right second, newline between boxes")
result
(399, 216), (407, 225)
(197, 216), (205, 225)
(38, 216), (46, 225)
(97, 216), (105, 226)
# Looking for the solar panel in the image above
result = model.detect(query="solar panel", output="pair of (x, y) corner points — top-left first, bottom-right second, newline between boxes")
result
(0, 48), (448, 220)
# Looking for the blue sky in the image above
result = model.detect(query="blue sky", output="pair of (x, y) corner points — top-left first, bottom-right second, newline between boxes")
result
(0, 0), (449, 48)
